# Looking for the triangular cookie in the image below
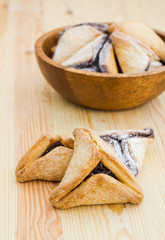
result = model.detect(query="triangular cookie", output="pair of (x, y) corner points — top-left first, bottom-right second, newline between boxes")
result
(84, 128), (142, 194)
(111, 31), (159, 73)
(53, 25), (102, 64)
(109, 21), (165, 61)
(15, 134), (74, 182)
(50, 128), (144, 209)
(99, 128), (154, 175)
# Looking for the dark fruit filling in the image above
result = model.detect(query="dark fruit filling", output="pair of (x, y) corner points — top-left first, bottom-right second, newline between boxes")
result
(85, 161), (116, 180)
(42, 141), (64, 156)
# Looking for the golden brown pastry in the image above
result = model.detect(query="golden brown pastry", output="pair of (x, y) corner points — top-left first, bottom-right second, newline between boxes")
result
(50, 128), (101, 204)
(99, 38), (118, 73)
(111, 31), (159, 73)
(15, 134), (74, 182)
(50, 128), (144, 209)
(53, 25), (102, 64)
(109, 21), (165, 61)
(16, 128), (154, 185)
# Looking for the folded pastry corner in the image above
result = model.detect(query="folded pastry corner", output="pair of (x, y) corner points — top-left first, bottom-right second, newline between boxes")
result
(16, 127), (154, 209)
(109, 21), (165, 61)
(50, 128), (152, 209)
(15, 134), (74, 182)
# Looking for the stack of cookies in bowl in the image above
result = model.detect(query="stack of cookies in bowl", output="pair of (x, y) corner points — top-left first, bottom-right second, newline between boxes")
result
(52, 21), (165, 74)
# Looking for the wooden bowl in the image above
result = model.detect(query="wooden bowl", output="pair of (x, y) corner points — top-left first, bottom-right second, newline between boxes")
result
(35, 25), (165, 110)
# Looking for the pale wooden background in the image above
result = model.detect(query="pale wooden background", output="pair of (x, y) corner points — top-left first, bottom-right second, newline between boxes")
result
(0, 0), (165, 239)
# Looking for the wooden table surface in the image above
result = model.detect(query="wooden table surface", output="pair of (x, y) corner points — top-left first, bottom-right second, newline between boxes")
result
(0, 0), (165, 239)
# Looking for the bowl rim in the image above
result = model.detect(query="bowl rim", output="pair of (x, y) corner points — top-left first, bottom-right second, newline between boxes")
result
(35, 23), (165, 78)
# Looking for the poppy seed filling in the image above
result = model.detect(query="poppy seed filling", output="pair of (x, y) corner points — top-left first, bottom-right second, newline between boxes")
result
(85, 162), (116, 180)
(42, 140), (64, 156)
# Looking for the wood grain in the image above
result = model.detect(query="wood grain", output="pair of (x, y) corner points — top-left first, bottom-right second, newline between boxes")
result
(0, 0), (165, 239)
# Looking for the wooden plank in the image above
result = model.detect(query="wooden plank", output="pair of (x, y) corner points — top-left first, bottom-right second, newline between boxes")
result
(8, 0), (62, 239)
(0, 2), (17, 239)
